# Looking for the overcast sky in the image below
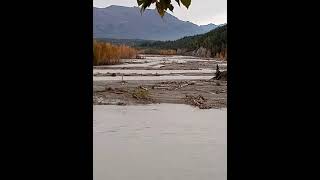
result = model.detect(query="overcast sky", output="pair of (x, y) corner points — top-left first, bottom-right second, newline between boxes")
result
(93, 0), (227, 25)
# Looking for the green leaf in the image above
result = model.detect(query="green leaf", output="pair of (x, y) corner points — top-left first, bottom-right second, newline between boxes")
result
(160, 0), (167, 9)
(175, 0), (180, 6)
(181, 0), (191, 9)
(156, 2), (165, 17)
(164, 0), (173, 11)
(140, 0), (153, 13)
(137, 0), (143, 6)
(169, 4), (174, 11)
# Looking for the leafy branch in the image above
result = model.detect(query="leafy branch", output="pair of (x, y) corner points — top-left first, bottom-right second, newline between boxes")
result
(137, 0), (191, 17)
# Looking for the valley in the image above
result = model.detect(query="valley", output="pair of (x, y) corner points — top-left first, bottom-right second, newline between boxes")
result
(93, 2), (227, 180)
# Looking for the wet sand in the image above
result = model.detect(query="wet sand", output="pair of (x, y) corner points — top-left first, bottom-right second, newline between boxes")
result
(93, 55), (227, 109)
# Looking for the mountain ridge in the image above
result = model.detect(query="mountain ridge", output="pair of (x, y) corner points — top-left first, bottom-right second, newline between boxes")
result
(93, 5), (219, 41)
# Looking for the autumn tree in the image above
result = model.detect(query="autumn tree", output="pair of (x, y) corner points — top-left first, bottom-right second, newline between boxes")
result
(137, 0), (191, 16)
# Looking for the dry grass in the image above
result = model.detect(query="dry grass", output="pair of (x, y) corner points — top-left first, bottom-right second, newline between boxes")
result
(215, 49), (227, 60)
(132, 86), (151, 100)
(93, 41), (138, 66)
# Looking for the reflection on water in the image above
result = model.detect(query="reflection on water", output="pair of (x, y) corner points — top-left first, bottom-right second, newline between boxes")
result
(94, 104), (227, 180)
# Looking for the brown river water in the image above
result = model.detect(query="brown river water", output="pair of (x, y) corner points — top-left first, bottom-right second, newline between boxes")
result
(93, 104), (227, 180)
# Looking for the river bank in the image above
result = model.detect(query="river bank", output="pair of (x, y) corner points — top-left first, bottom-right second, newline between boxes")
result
(93, 55), (227, 109)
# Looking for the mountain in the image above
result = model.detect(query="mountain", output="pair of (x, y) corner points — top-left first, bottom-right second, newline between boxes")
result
(93, 5), (218, 41)
(139, 25), (227, 58)
(200, 23), (218, 32)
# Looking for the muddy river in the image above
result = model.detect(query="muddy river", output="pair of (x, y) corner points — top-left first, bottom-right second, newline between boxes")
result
(93, 55), (227, 180)
(93, 104), (227, 180)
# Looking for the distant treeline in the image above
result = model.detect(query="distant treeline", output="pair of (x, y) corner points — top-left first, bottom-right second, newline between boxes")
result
(138, 25), (227, 58)
(94, 38), (155, 47)
(138, 49), (176, 55)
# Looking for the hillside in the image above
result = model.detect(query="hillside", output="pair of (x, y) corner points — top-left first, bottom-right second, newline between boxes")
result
(139, 25), (227, 58)
(93, 5), (218, 41)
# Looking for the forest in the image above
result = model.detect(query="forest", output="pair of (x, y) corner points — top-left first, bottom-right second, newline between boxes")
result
(138, 25), (227, 58)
